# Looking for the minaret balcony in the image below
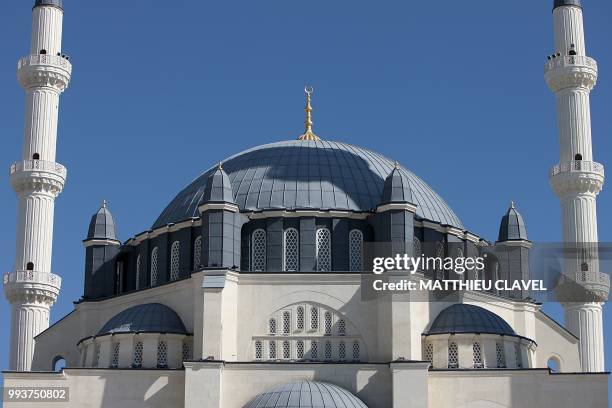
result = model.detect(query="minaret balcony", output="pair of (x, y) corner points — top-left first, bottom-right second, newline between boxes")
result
(3, 270), (62, 304)
(17, 54), (72, 91)
(544, 55), (598, 92)
(574, 271), (610, 301)
(549, 160), (604, 196)
(10, 159), (67, 196)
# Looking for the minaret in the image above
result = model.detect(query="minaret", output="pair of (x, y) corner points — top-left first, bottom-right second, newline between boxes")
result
(3, 0), (71, 371)
(545, 0), (608, 372)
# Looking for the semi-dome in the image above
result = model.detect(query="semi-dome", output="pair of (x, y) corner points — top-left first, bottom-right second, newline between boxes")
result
(244, 380), (368, 408)
(425, 304), (516, 336)
(154, 140), (463, 229)
(97, 303), (187, 336)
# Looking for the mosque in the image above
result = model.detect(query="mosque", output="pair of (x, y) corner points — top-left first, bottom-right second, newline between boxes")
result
(2, 0), (609, 407)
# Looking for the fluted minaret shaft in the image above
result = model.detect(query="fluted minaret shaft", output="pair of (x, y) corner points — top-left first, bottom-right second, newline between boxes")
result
(4, 0), (71, 372)
(546, 1), (607, 373)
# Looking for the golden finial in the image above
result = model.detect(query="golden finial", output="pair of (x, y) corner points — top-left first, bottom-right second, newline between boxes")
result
(297, 86), (321, 141)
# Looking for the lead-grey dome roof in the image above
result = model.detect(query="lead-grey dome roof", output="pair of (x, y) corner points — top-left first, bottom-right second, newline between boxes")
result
(244, 380), (368, 408)
(97, 303), (188, 336)
(154, 140), (463, 229)
(498, 202), (528, 242)
(425, 304), (516, 336)
(85, 201), (118, 242)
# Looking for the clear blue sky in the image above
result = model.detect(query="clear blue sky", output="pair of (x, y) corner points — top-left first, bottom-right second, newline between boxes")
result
(1, 0), (611, 393)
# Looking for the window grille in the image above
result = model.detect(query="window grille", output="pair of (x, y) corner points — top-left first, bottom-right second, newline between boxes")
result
(310, 341), (318, 360)
(193, 236), (202, 269)
(170, 241), (180, 281)
(324, 311), (332, 335)
(448, 342), (458, 368)
(310, 307), (318, 330)
(251, 229), (267, 271)
(425, 343), (433, 364)
(324, 341), (332, 361)
(269, 318), (277, 335)
(111, 342), (120, 368)
(283, 311), (291, 334)
(94, 343), (100, 368)
(339, 341), (346, 361)
(150, 247), (159, 286)
(436, 242), (445, 280)
(133, 341), (143, 368)
(316, 228), (331, 271)
(182, 342), (191, 361)
(349, 229), (364, 271)
(283, 341), (290, 359)
(473, 341), (483, 368)
(135, 254), (141, 290)
(157, 341), (168, 368)
(338, 319), (346, 336)
(352, 341), (360, 361)
(496, 342), (506, 368)
(255, 341), (262, 360)
(269, 341), (276, 359)
(296, 340), (304, 359)
(413, 237), (422, 257)
(515, 343), (522, 368)
(283, 228), (299, 271)
(296, 306), (304, 331)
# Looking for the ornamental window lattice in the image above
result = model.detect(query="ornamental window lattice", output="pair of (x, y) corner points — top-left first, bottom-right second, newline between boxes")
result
(297, 340), (305, 359)
(496, 342), (506, 368)
(310, 307), (318, 330)
(157, 341), (168, 368)
(133, 341), (143, 368)
(94, 343), (100, 368)
(352, 341), (360, 361)
(324, 341), (332, 361)
(324, 312), (332, 335)
(435, 242), (445, 280)
(252, 229), (267, 271)
(296, 306), (305, 331)
(182, 342), (191, 361)
(111, 342), (120, 368)
(339, 341), (346, 361)
(310, 341), (318, 360)
(473, 342), (483, 368)
(269, 318), (277, 335)
(283, 311), (291, 334)
(170, 241), (180, 281)
(283, 341), (291, 359)
(515, 344), (522, 368)
(338, 319), (346, 336)
(448, 342), (458, 368)
(425, 343), (433, 365)
(150, 247), (159, 286)
(193, 236), (202, 270)
(349, 229), (363, 271)
(255, 341), (263, 359)
(135, 254), (141, 290)
(413, 237), (422, 257)
(283, 228), (299, 271)
(269, 341), (277, 359)
(316, 228), (331, 271)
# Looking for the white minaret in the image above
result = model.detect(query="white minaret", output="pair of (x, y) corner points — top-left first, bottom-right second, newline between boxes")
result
(3, 0), (71, 371)
(546, 0), (608, 372)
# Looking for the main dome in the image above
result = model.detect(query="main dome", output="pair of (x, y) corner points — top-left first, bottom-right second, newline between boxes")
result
(153, 140), (463, 229)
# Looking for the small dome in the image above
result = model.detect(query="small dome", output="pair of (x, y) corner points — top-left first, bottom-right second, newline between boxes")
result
(380, 166), (413, 204)
(85, 201), (119, 242)
(34, 0), (63, 9)
(201, 164), (235, 204)
(497, 202), (528, 242)
(244, 380), (368, 408)
(553, 0), (581, 9)
(426, 304), (516, 336)
(97, 303), (188, 336)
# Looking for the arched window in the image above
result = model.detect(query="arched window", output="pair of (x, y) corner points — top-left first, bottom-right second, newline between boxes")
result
(157, 341), (168, 368)
(182, 342), (191, 361)
(283, 341), (291, 359)
(193, 236), (202, 270)
(575, 153), (583, 161)
(111, 342), (120, 368)
(448, 342), (458, 368)
(296, 306), (305, 331)
(52, 356), (65, 372)
(133, 341), (143, 368)
(310, 341), (318, 360)
(170, 241), (180, 281)
(324, 341), (332, 361)
(352, 341), (360, 362)
(283, 228), (299, 271)
(135, 254), (141, 290)
(150, 247), (159, 286)
(40, 49), (47, 54)
(349, 229), (363, 271)
(495, 342), (506, 368)
(473, 341), (483, 368)
(26, 262), (34, 271)
(310, 307), (318, 330)
(547, 356), (560, 372)
(251, 229), (267, 271)
(269, 341), (277, 359)
(93, 343), (100, 368)
(80, 345), (88, 367)
(324, 311), (332, 335)
(283, 311), (291, 334)
(296, 340), (305, 359)
(269, 318), (277, 335)
(338, 319), (346, 336)
(515, 343), (522, 368)
(32, 153), (40, 160)
(316, 228), (331, 271)
(339, 341), (346, 361)
(413, 237), (422, 258)
(255, 341), (262, 360)
(435, 242), (445, 280)
(424, 343), (433, 365)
